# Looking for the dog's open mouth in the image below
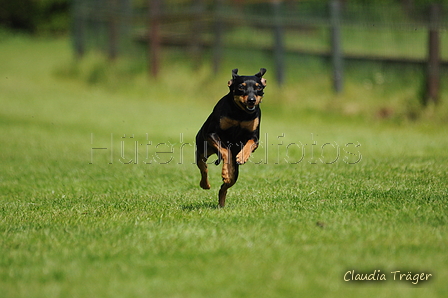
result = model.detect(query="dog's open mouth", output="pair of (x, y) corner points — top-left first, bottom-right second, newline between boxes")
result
(246, 105), (256, 111)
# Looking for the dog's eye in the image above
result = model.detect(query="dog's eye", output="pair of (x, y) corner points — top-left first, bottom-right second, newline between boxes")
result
(256, 86), (263, 91)
(238, 84), (245, 91)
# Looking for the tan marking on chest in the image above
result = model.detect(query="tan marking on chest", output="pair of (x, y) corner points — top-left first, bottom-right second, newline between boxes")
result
(220, 117), (259, 132)
(219, 117), (239, 130)
(240, 118), (259, 131)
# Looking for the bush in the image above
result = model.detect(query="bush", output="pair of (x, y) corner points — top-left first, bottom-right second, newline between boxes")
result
(0, 0), (70, 34)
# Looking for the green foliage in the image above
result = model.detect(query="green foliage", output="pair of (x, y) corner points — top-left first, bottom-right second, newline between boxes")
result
(0, 0), (69, 34)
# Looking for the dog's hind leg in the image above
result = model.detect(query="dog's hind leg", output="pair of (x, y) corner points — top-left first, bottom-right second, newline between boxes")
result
(198, 158), (211, 190)
(218, 158), (239, 208)
(196, 150), (211, 189)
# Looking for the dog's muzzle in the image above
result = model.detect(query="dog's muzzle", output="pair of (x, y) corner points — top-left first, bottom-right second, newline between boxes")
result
(247, 97), (257, 111)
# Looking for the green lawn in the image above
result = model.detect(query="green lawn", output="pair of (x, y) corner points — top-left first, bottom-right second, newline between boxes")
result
(0, 34), (447, 297)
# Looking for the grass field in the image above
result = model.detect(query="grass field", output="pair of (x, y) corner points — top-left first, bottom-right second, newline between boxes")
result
(1, 33), (448, 297)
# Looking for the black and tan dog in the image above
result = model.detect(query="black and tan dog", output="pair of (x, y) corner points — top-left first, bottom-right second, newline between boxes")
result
(196, 68), (267, 207)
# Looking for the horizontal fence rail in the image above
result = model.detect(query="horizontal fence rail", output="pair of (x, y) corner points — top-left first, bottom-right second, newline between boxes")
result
(72, 0), (448, 102)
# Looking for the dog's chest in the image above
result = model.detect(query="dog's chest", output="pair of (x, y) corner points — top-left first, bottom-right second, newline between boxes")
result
(219, 116), (259, 132)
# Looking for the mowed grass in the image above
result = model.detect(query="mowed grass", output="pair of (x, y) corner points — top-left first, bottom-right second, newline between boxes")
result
(1, 34), (448, 298)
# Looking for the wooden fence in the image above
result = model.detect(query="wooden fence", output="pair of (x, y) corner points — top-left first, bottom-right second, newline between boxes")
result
(72, 0), (447, 103)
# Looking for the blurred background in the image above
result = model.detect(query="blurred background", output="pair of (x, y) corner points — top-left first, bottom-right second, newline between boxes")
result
(1, 0), (448, 121)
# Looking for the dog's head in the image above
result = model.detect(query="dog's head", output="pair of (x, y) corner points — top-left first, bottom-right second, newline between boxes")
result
(228, 68), (267, 113)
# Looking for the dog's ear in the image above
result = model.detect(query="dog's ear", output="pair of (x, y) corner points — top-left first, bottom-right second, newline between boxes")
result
(232, 68), (239, 79)
(227, 68), (239, 87)
(256, 68), (267, 86)
(255, 68), (266, 77)
(229, 69), (239, 87)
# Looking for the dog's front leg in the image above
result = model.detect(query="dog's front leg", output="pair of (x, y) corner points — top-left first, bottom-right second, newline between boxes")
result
(207, 133), (234, 184)
(220, 146), (234, 184)
(236, 139), (258, 165)
(218, 153), (238, 208)
(207, 133), (239, 207)
(207, 133), (233, 183)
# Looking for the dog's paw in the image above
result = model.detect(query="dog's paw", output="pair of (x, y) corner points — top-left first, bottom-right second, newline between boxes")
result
(200, 179), (211, 189)
(236, 151), (250, 165)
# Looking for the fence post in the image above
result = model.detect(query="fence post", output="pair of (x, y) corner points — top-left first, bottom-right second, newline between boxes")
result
(148, 0), (161, 78)
(73, 0), (85, 60)
(108, 0), (119, 61)
(92, 0), (103, 50)
(272, 0), (285, 85)
(213, 0), (224, 74)
(190, 0), (205, 70)
(425, 3), (440, 105)
(330, 0), (343, 94)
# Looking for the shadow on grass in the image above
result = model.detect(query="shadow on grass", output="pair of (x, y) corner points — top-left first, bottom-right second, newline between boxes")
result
(181, 202), (220, 211)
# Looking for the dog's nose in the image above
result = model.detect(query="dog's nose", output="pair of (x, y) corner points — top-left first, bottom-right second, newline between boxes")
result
(248, 97), (256, 104)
